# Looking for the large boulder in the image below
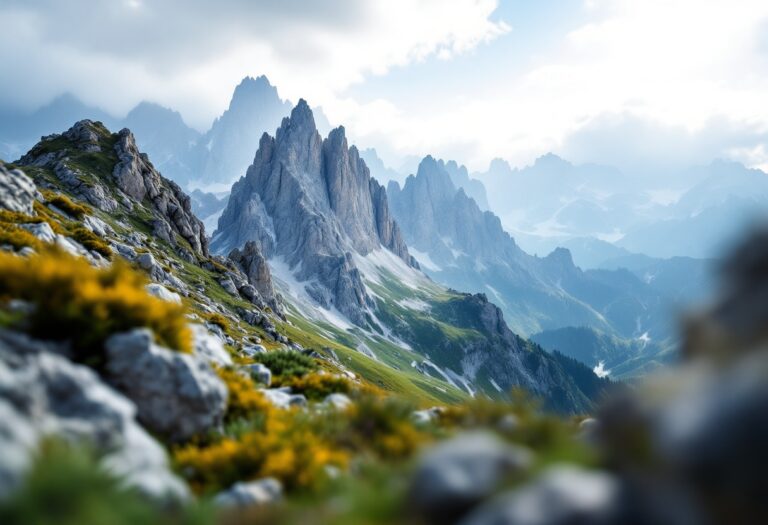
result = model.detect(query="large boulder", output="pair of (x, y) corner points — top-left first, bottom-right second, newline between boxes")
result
(104, 328), (227, 442)
(0, 329), (189, 501)
(0, 163), (39, 215)
(409, 431), (533, 523)
(458, 466), (621, 525)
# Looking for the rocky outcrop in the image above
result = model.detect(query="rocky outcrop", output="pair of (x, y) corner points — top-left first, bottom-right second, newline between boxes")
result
(0, 162), (39, 215)
(0, 329), (189, 501)
(112, 128), (208, 256)
(228, 241), (281, 312)
(212, 100), (415, 324)
(104, 329), (227, 442)
(17, 120), (208, 258)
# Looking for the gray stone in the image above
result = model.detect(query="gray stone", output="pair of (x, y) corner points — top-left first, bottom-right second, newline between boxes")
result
(409, 431), (533, 521)
(0, 329), (189, 502)
(112, 128), (208, 256)
(20, 221), (55, 243)
(145, 283), (182, 304)
(213, 477), (283, 508)
(458, 466), (620, 525)
(241, 344), (267, 357)
(245, 363), (272, 386)
(82, 215), (113, 237)
(190, 324), (232, 367)
(260, 387), (307, 409)
(323, 392), (352, 410)
(136, 252), (156, 270)
(0, 163), (39, 215)
(228, 241), (282, 314)
(104, 328), (227, 442)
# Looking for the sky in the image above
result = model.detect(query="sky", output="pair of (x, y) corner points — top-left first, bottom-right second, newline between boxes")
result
(3, 0), (768, 174)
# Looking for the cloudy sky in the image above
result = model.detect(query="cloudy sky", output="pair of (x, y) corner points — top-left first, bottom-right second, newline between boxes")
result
(3, 0), (768, 173)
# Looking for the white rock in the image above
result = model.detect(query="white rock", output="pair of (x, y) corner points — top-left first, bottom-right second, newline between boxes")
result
(242, 344), (267, 357)
(82, 215), (113, 237)
(409, 431), (533, 521)
(323, 393), (352, 410)
(105, 328), (228, 442)
(145, 283), (182, 304)
(260, 388), (307, 409)
(458, 466), (620, 525)
(190, 324), (232, 366)
(0, 329), (189, 502)
(20, 222), (55, 243)
(214, 478), (283, 508)
(0, 165), (39, 215)
(245, 363), (272, 386)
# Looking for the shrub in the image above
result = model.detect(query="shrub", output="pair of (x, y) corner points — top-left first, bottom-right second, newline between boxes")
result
(280, 373), (354, 401)
(70, 226), (112, 259)
(0, 250), (191, 365)
(340, 394), (428, 460)
(216, 367), (273, 423)
(42, 190), (90, 219)
(202, 312), (230, 334)
(253, 350), (317, 378)
(174, 412), (348, 494)
(0, 222), (44, 251)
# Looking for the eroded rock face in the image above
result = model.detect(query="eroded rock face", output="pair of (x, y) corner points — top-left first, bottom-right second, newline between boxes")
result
(104, 328), (227, 442)
(16, 120), (209, 258)
(212, 100), (415, 324)
(0, 162), (39, 215)
(113, 128), (208, 256)
(228, 241), (281, 313)
(0, 329), (189, 502)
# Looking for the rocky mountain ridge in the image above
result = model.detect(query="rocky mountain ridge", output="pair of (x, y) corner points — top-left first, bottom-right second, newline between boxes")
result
(388, 155), (679, 377)
(212, 100), (417, 325)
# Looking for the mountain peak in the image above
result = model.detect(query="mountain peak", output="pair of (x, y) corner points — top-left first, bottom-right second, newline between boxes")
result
(488, 157), (512, 174)
(534, 152), (571, 170)
(228, 75), (282, 112)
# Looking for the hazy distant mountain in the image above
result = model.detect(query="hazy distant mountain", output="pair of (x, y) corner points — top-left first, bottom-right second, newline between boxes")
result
(532, 326), (674, 380)
(123, 102), (201, 184)
(191, 76), (292, 190)
(476, 154), (649, 241)
(360, 148), (404, 185)
(441, 159), (490, 210)
(388, 156), (676, 353)
(618, 161), (768, 258)
(0, 94), (118, 160)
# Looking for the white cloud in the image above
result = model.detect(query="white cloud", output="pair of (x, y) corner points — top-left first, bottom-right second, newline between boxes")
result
(0, 0), (508, 129)
(328, 0), (768, 172)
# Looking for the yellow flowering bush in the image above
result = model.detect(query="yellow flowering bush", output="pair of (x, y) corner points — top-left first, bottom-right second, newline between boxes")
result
(0, 250), (191, 364)
(41, 189), (91, 219)
(279, 372), (354, 401)
(202, 312), (231, 334)
(339, 394), (430, 460)
(216, 367), (274, 422)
